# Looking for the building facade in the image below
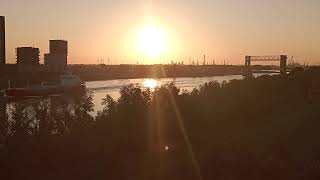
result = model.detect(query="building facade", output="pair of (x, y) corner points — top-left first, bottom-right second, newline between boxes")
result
(45, 40), (68, 73)
(50, 40), (68, 54)
(44, 53), (67, 73)
(0, 16), (5, 65)
(16, 47), (40, 66)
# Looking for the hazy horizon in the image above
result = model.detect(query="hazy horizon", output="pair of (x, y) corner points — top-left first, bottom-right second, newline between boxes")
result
(1, 0), (320, 65)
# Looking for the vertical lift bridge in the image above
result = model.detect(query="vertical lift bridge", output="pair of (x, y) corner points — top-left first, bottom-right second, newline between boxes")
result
(244, 55), (287, 76)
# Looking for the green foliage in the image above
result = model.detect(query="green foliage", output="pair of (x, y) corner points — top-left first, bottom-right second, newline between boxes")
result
(73, 90), (95, 132)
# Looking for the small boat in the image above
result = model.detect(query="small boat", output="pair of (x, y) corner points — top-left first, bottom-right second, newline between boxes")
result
(4, 75), (86, 98)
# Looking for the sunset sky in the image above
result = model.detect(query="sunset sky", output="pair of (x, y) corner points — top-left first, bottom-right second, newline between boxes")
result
(1, 0), (320, 65)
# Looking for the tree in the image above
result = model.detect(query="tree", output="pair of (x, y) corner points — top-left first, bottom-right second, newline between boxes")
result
(73, 90), (94, 132)
(0, 101), (8, 145)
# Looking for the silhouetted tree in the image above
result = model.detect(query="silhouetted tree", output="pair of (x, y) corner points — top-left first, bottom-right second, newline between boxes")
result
(33, 100), (52, 136)
(2, 67), (320, 180)
(10, 103), (31, 138)
(0, 101), (8, 145)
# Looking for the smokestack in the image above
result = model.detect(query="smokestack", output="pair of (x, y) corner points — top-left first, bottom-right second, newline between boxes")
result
(0, 16), (5, 65)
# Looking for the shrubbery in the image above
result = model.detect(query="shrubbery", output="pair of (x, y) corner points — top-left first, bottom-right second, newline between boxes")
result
(1, 67), (320, 179)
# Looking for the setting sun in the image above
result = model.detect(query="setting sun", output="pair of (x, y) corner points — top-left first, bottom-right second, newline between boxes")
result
(136, 24), (168, 60)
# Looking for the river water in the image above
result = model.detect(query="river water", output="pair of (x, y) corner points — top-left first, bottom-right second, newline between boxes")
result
(2, 73), (276, 117)
(86, 73), (276, 114)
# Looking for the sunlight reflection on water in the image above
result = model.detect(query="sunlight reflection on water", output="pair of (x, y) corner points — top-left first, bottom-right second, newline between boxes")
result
(87, 73), (277, 115)
(143, 79), (160, 90)
(87, 75), (242, 115)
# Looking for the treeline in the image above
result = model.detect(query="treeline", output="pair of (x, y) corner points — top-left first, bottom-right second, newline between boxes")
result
(1, 67), (320, 179)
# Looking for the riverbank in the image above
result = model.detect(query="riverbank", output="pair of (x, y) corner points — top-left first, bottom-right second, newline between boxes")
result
(68, 64), (276, 82)
(0, 64), (276, 88)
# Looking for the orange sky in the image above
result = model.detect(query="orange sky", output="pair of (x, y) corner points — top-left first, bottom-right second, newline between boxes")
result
(1, 0), (320, 65)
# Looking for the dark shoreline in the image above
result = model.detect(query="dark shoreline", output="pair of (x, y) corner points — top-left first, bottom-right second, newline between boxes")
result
(82, 73), (243, 82)
(0, 64), (277, 88)
(82, 71), (279, 83)
(68, 64), (278, 82)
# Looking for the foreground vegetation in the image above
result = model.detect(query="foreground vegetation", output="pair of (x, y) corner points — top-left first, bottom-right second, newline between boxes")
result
(1, 67), (320, 180)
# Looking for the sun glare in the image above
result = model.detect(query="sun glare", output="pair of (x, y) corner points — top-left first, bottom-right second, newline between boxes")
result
(136, 25), (168, 60)
(143, 79), (159, 89)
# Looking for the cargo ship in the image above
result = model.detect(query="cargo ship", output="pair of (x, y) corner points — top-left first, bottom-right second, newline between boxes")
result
(4, 75), (86, 98)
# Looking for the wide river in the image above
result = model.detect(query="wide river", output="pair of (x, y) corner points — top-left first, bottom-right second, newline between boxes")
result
(86, 73), (276, 114)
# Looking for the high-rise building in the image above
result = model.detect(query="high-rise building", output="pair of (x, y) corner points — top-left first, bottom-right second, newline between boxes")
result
(49, 40), (68, 55)
(45, 40), (68, 73)
(16, 47), (40, 66)
(0, 16), (5, 65)
(44, 53), (67, 72)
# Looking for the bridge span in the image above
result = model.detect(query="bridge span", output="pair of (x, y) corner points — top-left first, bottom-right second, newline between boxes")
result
(244, 55), (287, 77)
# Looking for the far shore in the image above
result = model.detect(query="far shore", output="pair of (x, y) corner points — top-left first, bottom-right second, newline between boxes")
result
(82, 70), (279, 82)
(68, 64), (278, 82)
(0, 64), (278, 89)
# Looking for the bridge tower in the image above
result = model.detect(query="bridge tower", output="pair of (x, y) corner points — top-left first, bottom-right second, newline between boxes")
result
(280, 55), (287, 76)
(244, 55), (287, 77)
(244, 56), (252, 76)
